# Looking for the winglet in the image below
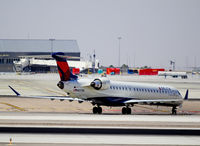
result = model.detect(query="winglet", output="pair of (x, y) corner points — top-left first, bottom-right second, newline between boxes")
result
(184, 89), (189, 100)
(8, 86), (20, 96)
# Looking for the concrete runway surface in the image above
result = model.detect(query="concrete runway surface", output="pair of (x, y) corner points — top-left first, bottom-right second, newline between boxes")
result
(0, 112), (200, 145)
(0, 112), (200, 129)
(0, 73), (200, 145)
(0, 134), (200, 146)
(0, 73), (200, 114)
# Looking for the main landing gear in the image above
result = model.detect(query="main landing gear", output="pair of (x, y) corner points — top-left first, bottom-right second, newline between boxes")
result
(93, 106), (102, 114)
(172, 106), (177, 115)
(122, 107), (132, 115)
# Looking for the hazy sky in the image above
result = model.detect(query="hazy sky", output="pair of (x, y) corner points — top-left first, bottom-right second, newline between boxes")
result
(0, 0), (199, 69)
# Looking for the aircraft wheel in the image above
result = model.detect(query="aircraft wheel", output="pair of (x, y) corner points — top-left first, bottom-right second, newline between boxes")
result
(97, 107), (102, 114)
(127, 107), (132, 115)
(172, 107), (177, 115)
(93, 107), (98, 114)
(122, 107), (127, 115)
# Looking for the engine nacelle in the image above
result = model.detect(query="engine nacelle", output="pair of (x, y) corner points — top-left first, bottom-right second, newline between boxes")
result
(57, 81), (64, 89)
(90, 78), (110, 90)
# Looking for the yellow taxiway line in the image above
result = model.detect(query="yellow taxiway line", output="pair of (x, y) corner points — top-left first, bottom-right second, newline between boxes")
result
(0, 102), (26, 111)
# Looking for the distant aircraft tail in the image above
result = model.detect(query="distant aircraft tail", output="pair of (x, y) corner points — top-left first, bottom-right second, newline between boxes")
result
(52, 52), (78, 81)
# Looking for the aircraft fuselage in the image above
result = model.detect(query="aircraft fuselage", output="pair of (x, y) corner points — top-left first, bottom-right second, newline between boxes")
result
(61, 77), (183, 107)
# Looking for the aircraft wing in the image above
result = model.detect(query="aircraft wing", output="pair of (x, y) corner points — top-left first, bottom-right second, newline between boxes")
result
(4, 86), (85, 102)
(124, 98), (182, 104)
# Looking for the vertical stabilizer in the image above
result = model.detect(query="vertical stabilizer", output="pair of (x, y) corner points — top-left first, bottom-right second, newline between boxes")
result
(52, 52), (78, 81)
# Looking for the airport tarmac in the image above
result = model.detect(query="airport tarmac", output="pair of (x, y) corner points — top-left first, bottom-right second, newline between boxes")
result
(0, 73), (200, 114)
(0, 112), (200, 129)
(0, 133), (200, 146)
(0, 134), (200, 146)
(0, 112), (200, 145)
(0, 73), (200, 97)
(0, 73), (200, 145)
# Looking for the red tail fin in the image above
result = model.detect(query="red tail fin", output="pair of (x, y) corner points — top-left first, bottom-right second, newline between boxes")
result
(52, 52), (77, 81)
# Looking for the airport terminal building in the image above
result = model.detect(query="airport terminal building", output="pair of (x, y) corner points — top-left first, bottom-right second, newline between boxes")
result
(0, 39), (80, 72)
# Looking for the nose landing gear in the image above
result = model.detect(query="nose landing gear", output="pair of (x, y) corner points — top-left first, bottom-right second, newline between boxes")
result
(172, 106), (177, 115)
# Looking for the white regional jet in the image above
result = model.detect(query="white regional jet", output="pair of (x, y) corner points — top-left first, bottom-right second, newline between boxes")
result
(9, 52), (188, 115)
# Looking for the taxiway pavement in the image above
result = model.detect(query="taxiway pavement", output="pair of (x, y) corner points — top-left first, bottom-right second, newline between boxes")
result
(0, 73), (200, 114)
(0, 73), (200, 145)
(0, 112), (200, 145)
(0, 112), (200, 129)
(0, 134), (200, 146)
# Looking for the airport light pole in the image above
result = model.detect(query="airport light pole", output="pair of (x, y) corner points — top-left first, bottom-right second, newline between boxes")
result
(92, 50), (96, 73)
(49, 38), (55, 53)
(170, 60), (175, 71)
(118, 37), (122, 67)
